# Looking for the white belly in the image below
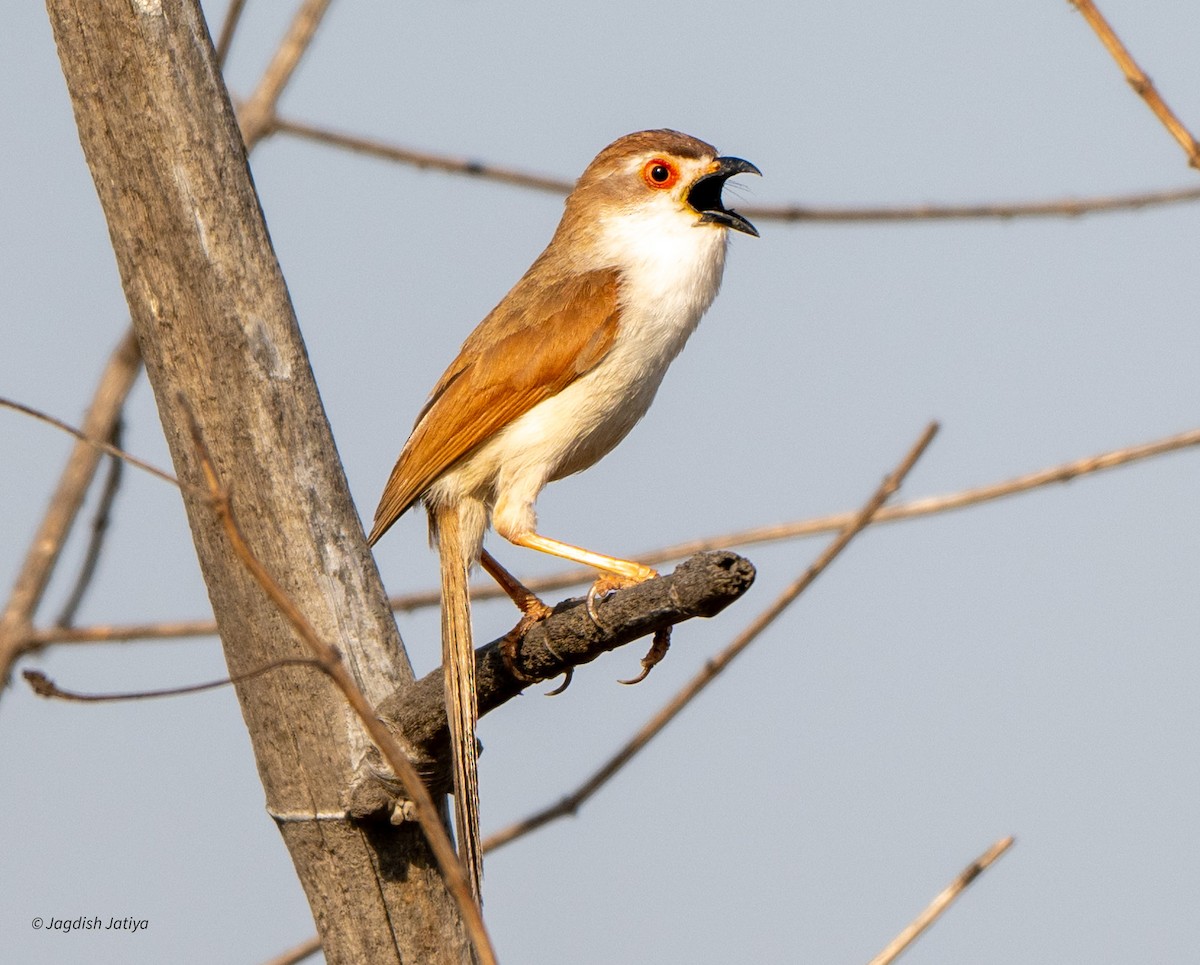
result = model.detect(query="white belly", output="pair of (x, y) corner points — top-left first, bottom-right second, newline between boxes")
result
(430, 214), (730, 540)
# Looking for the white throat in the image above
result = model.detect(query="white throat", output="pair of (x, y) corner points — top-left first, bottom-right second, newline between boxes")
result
(599, 203), (729, 333)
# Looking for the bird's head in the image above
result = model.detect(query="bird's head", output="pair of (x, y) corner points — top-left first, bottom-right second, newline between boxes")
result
(565, 129), (761, 241)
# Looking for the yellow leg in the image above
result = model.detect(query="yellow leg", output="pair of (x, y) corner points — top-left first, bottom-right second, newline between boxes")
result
(505, 531), (657, 583)
(490, 533), (663, 691)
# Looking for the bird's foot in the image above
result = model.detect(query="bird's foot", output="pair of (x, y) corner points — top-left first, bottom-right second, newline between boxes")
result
(500, 599), (555, 685)
(585, 565), (659, 629)
(618, 626), (672, 685)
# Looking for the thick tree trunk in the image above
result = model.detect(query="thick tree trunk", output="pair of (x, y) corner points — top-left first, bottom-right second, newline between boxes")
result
(44, 2), (472, 961)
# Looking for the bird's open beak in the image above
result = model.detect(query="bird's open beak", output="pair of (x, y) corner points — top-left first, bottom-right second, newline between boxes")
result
(688, 156), (761, 237)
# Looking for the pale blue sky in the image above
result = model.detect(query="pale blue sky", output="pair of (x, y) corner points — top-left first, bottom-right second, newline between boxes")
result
(3, 2), (1198, 962)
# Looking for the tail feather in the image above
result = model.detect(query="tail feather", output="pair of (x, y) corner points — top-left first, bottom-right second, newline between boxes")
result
(435, 503), (483, 905)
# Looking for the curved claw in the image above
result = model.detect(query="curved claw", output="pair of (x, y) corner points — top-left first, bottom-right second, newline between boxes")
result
(617, 665), (651, 686)
(585, 569), (658, 631)
(544, 668), (574, 696)
(618, 626), (672, 686)
(585, 581), (613, 630)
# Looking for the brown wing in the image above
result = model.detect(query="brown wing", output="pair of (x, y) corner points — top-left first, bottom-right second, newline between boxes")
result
(368, 267), (621, 544)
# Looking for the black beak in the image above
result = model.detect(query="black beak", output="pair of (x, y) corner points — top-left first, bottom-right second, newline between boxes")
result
(688, 156), (761, 237)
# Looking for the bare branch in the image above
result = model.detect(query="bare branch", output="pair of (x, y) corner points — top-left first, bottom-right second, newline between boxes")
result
(24, 424), (1200, 647)
(867, 836), (1015, 965)
(272, 116), (575, 193)
(482, 423), (938, 853)
(54, 420), (125, 627)
(374, 550), (756, 793)
(260, 935), (323, 965)
(1069, 0), (1200, 169)
(28, 618), (219, 646)
(22, 657), (322, 703)
(0, 396), (178, 487)
(395, 424), (1200, 612)
(213, 0), (247, 68)
(272, 115), (1200, 222)
(237, 0), (335, 147)
(745, 187), (1200, 222)
(0, 331), (143, 686)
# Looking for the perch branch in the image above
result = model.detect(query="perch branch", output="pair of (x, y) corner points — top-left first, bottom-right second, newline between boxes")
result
(482, 423), (938, 853)
(374, 550), (756, 793)
(389, 423), (1200, 613)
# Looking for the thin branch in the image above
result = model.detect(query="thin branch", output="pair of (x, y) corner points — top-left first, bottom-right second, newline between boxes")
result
(867, 836), (1015, 965)
(22, 657), (322, 703)
(0, 397), (183, 489)
(272, 116), (575, 193)
(214, 0), (247, 68)
(395, 424), (1200, 612)
(28, 618), (220, 645)
(0, 330), (143, 687)
(482, 422), (939, 853)
(55, 419), (125, 627)
(259, 935), (322, 965)
(236, 0), (334, 147)
(1069, 0), (1200, 169)
(744, 186), (1200, 222)
(183, 404), (498, 965)
(24, 424), (1200, 646)
(272, 114), (1200, 221)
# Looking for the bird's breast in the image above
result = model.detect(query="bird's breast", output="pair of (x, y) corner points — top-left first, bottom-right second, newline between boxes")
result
(430, 218), (731, 510)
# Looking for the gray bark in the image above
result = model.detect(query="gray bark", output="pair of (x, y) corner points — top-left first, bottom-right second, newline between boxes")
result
(44, 2), (471, 961)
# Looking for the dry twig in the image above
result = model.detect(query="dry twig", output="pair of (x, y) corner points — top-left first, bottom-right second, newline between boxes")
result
(273, 115), (1200, 221)
(0, 397), (176, 487)
(259, 935), (322, 965)
(1069, 0), (1200, 168)
(23, 657), (322, 703)
(213, 0), (247, 67)
(867, 836), (1015, 965)
(483, 423), (938, 853)
(394, 424), (1200, 612)
(20, 424), (1199, 646)
(54, 419), (125, 627)
(236, 0), (333, 146)
(0, 332), (143, 687)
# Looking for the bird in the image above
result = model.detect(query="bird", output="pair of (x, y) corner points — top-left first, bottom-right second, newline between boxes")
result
(368, 129), (759, 904)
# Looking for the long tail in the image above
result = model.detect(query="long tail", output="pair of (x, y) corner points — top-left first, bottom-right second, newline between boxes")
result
(435, 502), (483, 905)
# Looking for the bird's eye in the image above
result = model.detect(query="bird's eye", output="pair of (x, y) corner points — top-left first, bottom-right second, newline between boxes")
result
(642, 158), (679, 190)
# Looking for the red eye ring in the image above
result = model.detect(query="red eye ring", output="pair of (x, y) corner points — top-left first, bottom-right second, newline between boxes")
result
(641, 158), (679, 190)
